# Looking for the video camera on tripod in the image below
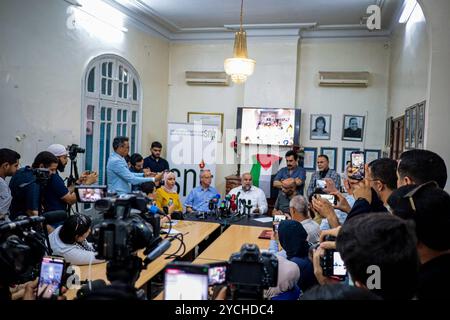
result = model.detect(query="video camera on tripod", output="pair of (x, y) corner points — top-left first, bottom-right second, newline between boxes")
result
(67, 144), (85, 161)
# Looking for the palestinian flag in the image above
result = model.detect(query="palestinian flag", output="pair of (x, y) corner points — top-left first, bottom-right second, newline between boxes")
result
(250, 154), (282, 197)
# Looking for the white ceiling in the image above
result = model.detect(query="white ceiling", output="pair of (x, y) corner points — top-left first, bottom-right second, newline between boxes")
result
(104, 0), (405, 40)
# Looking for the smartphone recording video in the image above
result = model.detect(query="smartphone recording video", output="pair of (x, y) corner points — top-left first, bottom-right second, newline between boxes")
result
(273, 214), (286, 231)
(208, 262), (228, 286)
(74, 185), (107, 203)
(350, 151), (365, 180)
(164, 263), (209, 300)
(37, 256), (65, 300)
(332, 251), (347, 277)
(316, 179), (326, 189)
(319, 194), (336, 205)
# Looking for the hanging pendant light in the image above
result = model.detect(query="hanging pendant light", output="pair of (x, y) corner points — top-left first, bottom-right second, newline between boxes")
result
(224, 0), (256, 84)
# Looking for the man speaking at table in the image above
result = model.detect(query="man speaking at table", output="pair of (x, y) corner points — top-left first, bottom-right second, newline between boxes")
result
(228, 173), (268, 215)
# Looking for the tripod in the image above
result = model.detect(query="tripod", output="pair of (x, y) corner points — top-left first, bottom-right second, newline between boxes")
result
(67, 156), (80, 213)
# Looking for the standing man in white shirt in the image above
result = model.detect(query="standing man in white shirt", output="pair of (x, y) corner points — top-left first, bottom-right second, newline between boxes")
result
(228, 172), (268, 215)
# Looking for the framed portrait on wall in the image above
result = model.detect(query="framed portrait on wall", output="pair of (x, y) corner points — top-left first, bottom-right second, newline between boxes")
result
(320, 147), (337, 171)
(364, 149), (381, 164)
(404, 108), (410, 149)
(342, 148), (360, 172)
(385, 116), (393, 147)
(342, 115), (365, 141)
(303, 147), (317, 171)
(410, 105), (417, 149)
(310, 114), (331, 140)
(187, 112), (224, 142)
(417, 101), (426, 149)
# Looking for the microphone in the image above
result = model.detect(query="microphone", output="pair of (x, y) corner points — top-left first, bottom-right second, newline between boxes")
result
(230, 194), (237, 211)
(145, 239), (172, 262)
(0, 216), (44, 232)
(42, 210), (68, 225)
(149, 205), (164, 215)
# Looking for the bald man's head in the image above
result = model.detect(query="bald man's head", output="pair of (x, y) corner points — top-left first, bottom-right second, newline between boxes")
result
(281, 178), (296, 197)
(241, 172), (253, 191)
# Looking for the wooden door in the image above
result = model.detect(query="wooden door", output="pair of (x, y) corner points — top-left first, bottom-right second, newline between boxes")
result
(391, 116), (404, 160)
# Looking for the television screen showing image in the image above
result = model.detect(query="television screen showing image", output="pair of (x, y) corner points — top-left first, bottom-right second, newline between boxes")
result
(237, 107), (301, 146)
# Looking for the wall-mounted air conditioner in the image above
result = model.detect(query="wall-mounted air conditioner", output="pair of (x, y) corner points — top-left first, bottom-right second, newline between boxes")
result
(318, 71), (370, 87)
(185, 71), (229, 86)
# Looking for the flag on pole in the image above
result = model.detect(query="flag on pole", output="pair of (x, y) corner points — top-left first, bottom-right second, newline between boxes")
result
(250, 154), (282, 197)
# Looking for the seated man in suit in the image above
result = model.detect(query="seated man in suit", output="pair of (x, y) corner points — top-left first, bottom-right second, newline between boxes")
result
(228, 172), (268, 215)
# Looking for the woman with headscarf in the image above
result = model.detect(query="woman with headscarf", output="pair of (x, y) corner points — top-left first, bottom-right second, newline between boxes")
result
(269, 220), (318, 292)
(265, 255), (301, 300)
(155, 171), (183, 218)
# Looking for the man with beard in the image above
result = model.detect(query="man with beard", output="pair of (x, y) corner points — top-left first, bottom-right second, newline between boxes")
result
(228, 172), (268, 215)
(44, 144), (97, 214)
(273, 150), (307, 195)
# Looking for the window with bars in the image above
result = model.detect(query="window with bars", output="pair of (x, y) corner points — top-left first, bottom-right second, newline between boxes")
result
(82, 55), (141, 185)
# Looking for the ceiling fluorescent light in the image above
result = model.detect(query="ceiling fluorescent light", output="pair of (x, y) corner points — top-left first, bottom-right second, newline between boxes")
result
(398, 0), (417, 23)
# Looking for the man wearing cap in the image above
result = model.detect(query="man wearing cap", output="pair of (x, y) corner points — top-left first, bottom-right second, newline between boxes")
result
(44, 144), (97, 214)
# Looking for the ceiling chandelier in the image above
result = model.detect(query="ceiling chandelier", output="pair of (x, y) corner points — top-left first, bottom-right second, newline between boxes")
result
(224, 0), (256, 84)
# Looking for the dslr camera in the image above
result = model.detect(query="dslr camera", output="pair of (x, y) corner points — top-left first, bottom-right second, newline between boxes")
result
(67, 144), (85, 161)
(319, 235), (347, 280)
(227, 243), (278, 299)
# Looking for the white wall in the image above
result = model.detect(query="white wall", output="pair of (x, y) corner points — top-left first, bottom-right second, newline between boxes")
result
(388, 5), (430, 119)
(296, 37), (390, 189)
(167, 38), (299, 194)
(418, 0), (450, 191)
(0, 0), (169, 168)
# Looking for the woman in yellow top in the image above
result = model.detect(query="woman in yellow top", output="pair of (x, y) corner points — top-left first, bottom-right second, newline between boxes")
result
(155, 172), (183, 217)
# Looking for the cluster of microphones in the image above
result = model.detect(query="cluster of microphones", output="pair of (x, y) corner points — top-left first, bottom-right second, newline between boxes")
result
(206, 192), (253, 218)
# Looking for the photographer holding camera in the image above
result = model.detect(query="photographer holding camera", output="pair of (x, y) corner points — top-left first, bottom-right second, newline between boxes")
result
(0, 149), (20, 221)
(9, 151), (58, 220)
(45, 144), (97, 216)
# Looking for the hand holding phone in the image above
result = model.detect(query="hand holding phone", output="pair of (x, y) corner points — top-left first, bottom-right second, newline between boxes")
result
(37, 256), (65, 300)
(272, 214), (286, 232)
(350, 151), (365, 180)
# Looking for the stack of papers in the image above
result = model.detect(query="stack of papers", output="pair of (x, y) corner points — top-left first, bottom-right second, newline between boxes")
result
(253, 217), (273, 223)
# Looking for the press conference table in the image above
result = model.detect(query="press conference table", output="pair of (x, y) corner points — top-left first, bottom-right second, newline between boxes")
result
(153, 225), (272, 300)
(195, 224), (273, 261)
(65, 220), (220, 300)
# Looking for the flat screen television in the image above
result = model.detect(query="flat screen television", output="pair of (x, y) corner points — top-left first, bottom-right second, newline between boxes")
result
(236, 107), (301, 146)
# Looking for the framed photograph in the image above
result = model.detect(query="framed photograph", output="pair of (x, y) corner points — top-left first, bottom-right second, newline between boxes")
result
(320, 147), (337, 171)
(187, 112), (224, 142)
(417, 101), (426, 149)
(303, 147), (317, 171)
(342, 148), (360, 172)
(342, 115), (365, 141)
(364, 149), (381, 164)
(310, 114), (331, 140)
(410, 105), (417, 149)
(385, 116), (393, 147)
(404, 109), (410, 149)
